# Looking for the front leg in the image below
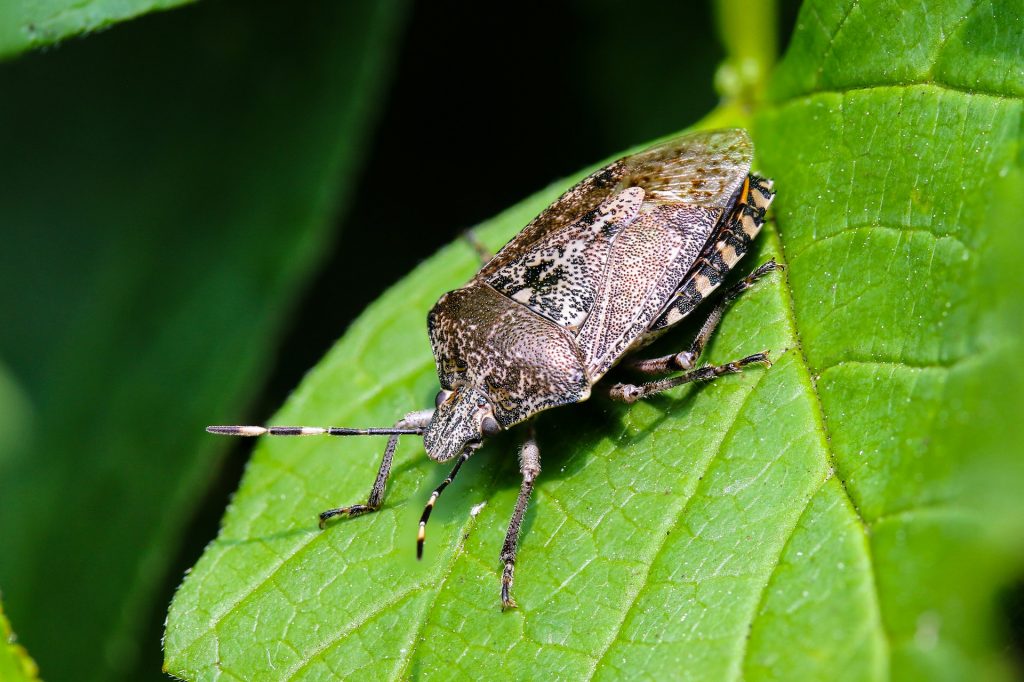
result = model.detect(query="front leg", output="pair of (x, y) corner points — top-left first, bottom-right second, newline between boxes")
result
(318, 409), (434, 528)
(500, 432), (540, 609)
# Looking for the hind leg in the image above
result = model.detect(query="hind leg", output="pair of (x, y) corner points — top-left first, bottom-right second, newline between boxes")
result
(610, 352), (772, 403)
(612, 253), (781, 404)
(624, 259), (781, 376)
(462, 228), (493, 264)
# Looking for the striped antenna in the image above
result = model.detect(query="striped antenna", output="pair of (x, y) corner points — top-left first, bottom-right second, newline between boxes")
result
(206, 425), (425, 437)
(417, 448), (473, 559)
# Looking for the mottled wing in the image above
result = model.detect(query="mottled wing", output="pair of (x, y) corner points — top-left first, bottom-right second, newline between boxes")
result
(577, 203), (722, 379)
(486, 187), (644, 329)
(476, 162), (629, 279)
(477, 128), (753, 278)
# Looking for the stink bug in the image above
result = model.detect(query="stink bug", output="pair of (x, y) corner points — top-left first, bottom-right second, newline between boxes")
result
(209, 128), (779, 609)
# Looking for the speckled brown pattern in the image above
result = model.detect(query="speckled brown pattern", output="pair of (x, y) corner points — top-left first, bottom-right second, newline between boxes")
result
(208, 128), (779, 609)
(486, 187), (645, 330)
(426, 128), (768, 460)
(427, 284), (589, 461)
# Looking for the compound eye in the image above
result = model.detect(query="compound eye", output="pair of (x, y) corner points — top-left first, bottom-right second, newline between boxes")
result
(434, 389), (452, 408)
(480, 415), (501, 437)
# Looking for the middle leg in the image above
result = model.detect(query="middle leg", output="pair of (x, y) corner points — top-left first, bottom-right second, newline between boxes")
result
(625, 259), (782, 375)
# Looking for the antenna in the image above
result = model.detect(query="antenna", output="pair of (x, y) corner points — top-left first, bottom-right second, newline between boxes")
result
(206, 425), (425, 437)
(417, 446), (474, 559)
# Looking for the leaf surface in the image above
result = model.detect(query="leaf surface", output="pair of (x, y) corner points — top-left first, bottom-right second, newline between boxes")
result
(0, 0), (195, 60)
(0, 374), (36, 682)
(164, 1), (1024, 679)
(0, 593), (39, 682)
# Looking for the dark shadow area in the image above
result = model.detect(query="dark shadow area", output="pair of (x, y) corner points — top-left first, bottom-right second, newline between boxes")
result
(999, 577), (1024, 672)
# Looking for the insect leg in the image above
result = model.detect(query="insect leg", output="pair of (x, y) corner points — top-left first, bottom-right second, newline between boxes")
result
(318, 409), (434, 528)
(625, 259), (782, 375)
(462, 228), (493, 264)
(500, 432), (540, 610)
(609, 352), (771, 403)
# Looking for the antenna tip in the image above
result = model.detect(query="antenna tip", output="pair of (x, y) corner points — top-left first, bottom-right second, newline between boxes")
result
(206, 425), (266, 436)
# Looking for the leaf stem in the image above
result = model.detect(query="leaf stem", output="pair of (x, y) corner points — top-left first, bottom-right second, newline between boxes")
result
(712, 0), (778, 116)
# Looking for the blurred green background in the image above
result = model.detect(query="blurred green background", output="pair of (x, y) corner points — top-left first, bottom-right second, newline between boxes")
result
(2, 1), (1022, 680)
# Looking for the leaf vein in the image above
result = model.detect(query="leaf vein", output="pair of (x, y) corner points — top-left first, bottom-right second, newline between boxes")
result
(773, 80), (1023, 107)
(732, 479), (821, 680)
(816, 0), (862, 85)
(584, 367), (773, 679)
(173, 360), (441, 660)
(820, 357), (960, 374)
(392, 462), (504, 680)
(766, 225), (893, 674)
(786, 219), (973, 265)
(281, 585), (421, 681)
(927, 0), (981, 81)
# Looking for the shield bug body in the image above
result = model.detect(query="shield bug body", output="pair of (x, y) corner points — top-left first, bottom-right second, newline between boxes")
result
(209, 128), (779, 609)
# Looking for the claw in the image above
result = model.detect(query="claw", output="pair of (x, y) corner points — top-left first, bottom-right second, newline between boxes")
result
(318, 504), (376, 529)
(501, 564), (518, 610)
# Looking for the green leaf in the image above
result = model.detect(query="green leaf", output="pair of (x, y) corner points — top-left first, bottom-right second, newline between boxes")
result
(165, 1), (1024, 679)
(0, 368), (37, 682)
(0, 1), (405, 680)
(0, 592), (39, 682)
(0, 0), (195, 61)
